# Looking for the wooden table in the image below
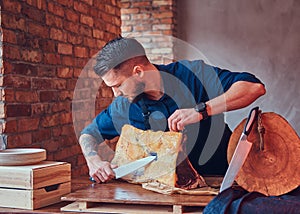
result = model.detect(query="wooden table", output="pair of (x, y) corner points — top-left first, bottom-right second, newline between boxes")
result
(0, 176), (222, 214)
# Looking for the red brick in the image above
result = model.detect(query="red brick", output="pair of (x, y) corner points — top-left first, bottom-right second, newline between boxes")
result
(58, 91), (73, 101)
(58, 43), (73, 55)
(1, 88), (14, 102)
(105, 4), (118, 15)
(65, 9), (79, 22)
(131, 13), (151, 20)
(121, 2), (131, 9)
(152, 12), (173, 19)
(52, 78), (67, 90)
(41, 113), (61, 127)
(50, 28), (67, 42)
(68, 34), (83, 45)
(153, 0), (173, 6)
(152, 24), (172, 30)
(6, 104), (31, 117)
(132, 1), (151, 7)
(2, 0), (22, 13)
(32, 78), (52, 90)
(52, 101), (71, 113)
(48, 2), (64, 17)
(61, 56), (74, 67)
(73, 68), (82, 78)
(121, 8), (139, 15)
(28, 22), (49, 38)
(84, 37), (97, 48)
(22, 4), (45, 23)
(32, 129), (51, 143)
(7, 132), (32, 147)
(43, 139), (61, 152)
(26, 0), (47, 9)
(58, 67), (73, 78)
(31, 103), (51, 115)
(3, 75), (31, 89)
(40, 90), (58, 102)
(44, 53), (61, 65)
(13, 63), (38, 76)
(39, 40), (56, 53)
(56, 0), (73, 7)
(18, 118), (39, 132)
(21, 49), (42, 63)
(46, 13), (63, 28)
(1, 13), (26, 30)
(134, 25), (151, 32)
(160, 18), (173, 24)
(3, 29), (17, 44)
(79, 25), (92, 37)
(15, 91), (39, 103)
(92, 29), (104, 39)
(4, 45), (21, 60)
(37, 66), (56, 77)
(81, 0), (93, 6)
(74, 1), (89, 14)
(74, 47), (88, 58)
(80, 14), (94, 27)
(75, 58), (89, 68)
(4, 119), (17, 133)
(63, 21), (80, 33)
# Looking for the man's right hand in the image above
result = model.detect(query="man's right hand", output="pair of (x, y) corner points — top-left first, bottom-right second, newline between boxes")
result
(86, 155), (118, 183)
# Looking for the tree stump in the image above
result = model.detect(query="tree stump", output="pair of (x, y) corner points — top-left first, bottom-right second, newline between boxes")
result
(228, 112), (300, 196)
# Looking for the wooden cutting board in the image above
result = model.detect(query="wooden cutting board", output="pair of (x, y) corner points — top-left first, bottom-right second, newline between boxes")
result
(61, 180), (217, 213)
(0, 148), (46, 166)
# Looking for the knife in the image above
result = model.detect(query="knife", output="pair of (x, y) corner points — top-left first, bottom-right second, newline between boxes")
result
(113, 154), (157, 179)
(220, 107), (259, 192)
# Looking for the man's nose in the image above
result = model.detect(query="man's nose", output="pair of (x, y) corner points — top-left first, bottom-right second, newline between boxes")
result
(112, 87), (122, 97)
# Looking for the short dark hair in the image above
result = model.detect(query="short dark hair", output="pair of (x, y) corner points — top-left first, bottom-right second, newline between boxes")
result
(94, 37), (147, 76)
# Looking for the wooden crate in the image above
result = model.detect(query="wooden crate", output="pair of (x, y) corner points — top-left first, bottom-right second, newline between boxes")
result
(0, 161), (71, 210)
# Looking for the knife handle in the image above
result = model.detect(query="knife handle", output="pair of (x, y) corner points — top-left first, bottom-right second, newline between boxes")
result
(244, 107), (259, 136)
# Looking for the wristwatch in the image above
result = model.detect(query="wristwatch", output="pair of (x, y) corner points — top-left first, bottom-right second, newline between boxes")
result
(194, 102), (209, 120)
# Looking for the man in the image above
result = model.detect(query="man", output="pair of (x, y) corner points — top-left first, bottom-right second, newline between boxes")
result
(79, 37), (266, 183)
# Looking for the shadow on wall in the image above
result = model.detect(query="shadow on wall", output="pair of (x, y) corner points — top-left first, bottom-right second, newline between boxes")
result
(176, 0), (300, 133)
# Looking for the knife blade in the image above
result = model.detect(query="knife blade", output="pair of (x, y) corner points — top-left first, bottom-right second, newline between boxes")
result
(220, 107), (259, 192)
(113, 155), (157, 179)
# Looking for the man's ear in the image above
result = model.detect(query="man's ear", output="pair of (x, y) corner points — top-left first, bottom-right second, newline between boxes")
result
(133, 65), (144, 78)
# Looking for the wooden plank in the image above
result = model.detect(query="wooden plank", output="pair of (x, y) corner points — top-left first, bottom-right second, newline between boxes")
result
(61, 201), (175, 213)
(61, 181), (215, 207)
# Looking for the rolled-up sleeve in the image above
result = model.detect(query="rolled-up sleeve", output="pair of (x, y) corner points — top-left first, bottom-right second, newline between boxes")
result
(193, 60), (263, 100)
(81, 107), (119, 143)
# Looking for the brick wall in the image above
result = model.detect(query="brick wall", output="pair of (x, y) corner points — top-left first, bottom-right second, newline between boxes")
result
(0, 0), (120, 176)
(121, 0), (177, 64)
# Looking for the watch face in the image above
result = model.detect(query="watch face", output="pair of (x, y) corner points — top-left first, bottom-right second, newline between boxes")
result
(195, 102), (206, 112)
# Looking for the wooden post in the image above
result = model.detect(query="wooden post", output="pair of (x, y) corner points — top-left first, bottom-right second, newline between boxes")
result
(173, 205), (183, 214)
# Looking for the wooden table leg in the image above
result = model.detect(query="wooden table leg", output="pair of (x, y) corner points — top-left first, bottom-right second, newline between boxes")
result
(173, 205), (183, 214)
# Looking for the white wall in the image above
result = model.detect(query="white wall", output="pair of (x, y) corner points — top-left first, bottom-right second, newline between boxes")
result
(176, 0), (300, 134)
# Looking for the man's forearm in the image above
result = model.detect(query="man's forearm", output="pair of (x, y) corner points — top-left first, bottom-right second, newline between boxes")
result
(79, 134), (99, 158)
(206, 81), (266, 116)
